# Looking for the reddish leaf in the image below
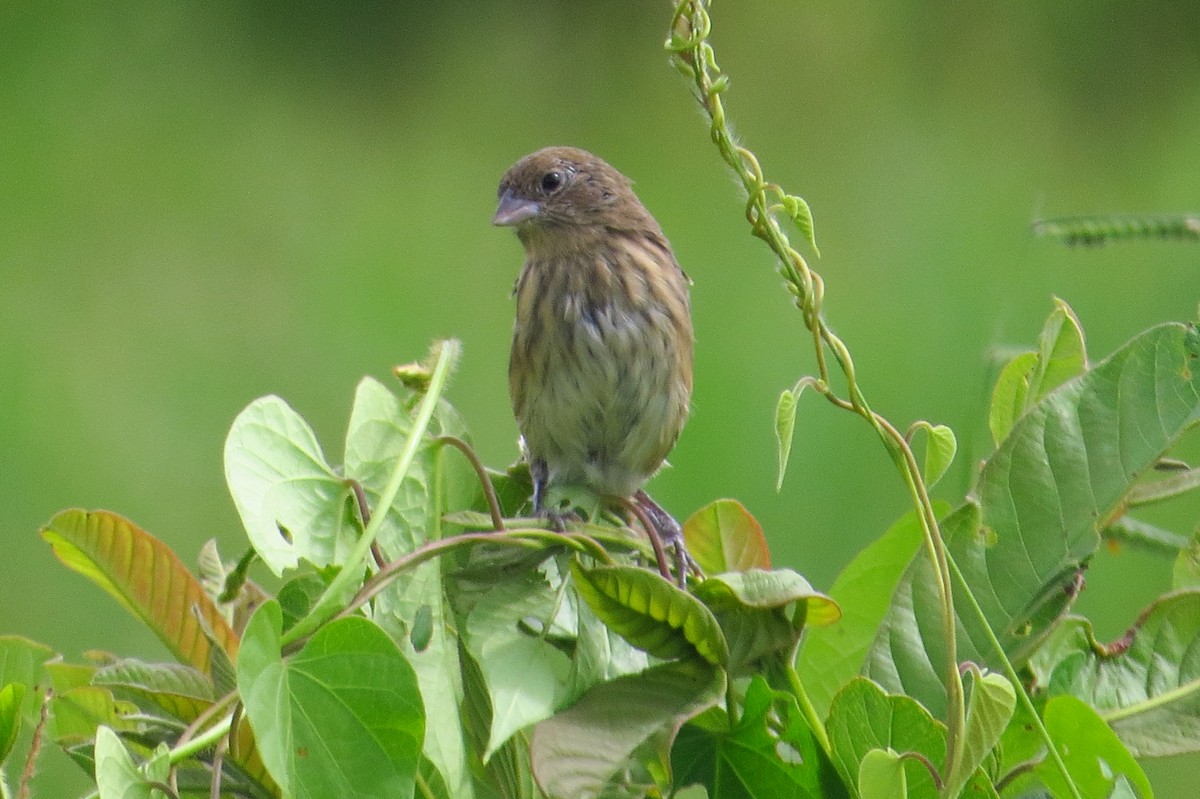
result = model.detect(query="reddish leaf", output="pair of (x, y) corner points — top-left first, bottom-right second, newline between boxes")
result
(40, 509), (238, 674)
(682, 499), (771, 574)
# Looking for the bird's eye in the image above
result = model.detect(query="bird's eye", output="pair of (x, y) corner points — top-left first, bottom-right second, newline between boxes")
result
(540, 170), (564, 193)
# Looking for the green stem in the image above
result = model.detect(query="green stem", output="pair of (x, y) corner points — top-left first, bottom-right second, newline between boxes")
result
(947, 552), (1084, 799)
(785, 664), (832, 757)
(329, 528), (613, 627)
(875, 415), (964, 787)
(170, 714), (233, 764)
(283, 339), (460, 647)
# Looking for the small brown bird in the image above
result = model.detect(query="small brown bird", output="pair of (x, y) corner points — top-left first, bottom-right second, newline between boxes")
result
(494, 146), (694, 571)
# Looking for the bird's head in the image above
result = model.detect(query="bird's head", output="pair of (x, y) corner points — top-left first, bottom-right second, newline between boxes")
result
(494, 147), (653, 248)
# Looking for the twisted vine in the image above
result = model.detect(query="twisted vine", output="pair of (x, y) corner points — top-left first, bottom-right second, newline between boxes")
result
(665, 0), (967, 786)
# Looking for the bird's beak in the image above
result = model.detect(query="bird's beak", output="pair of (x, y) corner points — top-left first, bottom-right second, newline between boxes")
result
(493, 190), (541, 226)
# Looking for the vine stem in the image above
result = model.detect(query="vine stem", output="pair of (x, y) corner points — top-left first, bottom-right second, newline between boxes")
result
(665, 1), (966, 787)
(170, 710), (234, 764)
(434, 435), (506, 531)
(328, 528), (613, 627)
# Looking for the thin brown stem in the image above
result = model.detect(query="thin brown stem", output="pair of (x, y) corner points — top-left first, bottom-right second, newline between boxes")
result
(898, 751), (945, 791)
(323, 530), (601, 634)
(995, 757), (1042, 794)
(344, 478), (387, 570)
(435, 435), (506, 531)
(209, 737), (228, 799)
(18, 687), (51, 799)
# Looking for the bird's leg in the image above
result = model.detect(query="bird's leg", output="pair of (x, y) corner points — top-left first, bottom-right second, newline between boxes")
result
(530, 458), (575, 532)
(631, 490), (701, 586)
(530, 457), (550, 514)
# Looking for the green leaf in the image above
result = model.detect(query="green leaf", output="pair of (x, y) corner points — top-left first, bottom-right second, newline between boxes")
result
(402, 626), (475, 799)
(858, 749), (906, 799)
(683, 499), (773, 573)
(990, 299), (1088, 448)
(571, 562), (729, 666)
(909, 422), (957, 489)
(571, 580), (654, 691)
(788, 193), (818, 250)
(988, 350), (1037, 446)
(1030, 297), (1088, 401)
(0, 636), (54, 729)
(0, 683), (25, 765)
(870, 322), (1200, 714)
(92, 659), (214, 724)
(775, 378), (817, 492)
(973, 325), (1198, 652)
(776, 387), (798, 492)
(1036, 696), (1152, 799)
(459, 647), (538, 799)
(1174, 531), (1200, 590)
(0, 637), (54, 693)
(693, 569), (839, 675)
(237, 600), (425, 799)
(795, 508), (933, 716)
(943, 670), (1014, 798)
(1029, 592), (1200, 757)
(672, 677), (844, 799)
(827, 679), (945, 799)
(224, 395), (348, 575)
(277, 573), (327, 632)
(40, 510), (240, 674)
(460, 569), (571, 760)
(100, 654), (275, 799)
(694, 569), (839, 624)
(51, 687), (136, 744)
(993, 696), (1046, 793)
(530, 660), (724, 799)
(94, 726), (169, 799)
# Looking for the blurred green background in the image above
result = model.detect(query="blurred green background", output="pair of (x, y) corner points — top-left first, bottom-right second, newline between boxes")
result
(2, 1), (1197, 795)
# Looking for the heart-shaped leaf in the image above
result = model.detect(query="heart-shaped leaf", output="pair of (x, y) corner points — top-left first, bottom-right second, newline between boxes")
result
(224, 395), (349, 575)
(827, 679), (944, 799)
(238, 601), (425, 798)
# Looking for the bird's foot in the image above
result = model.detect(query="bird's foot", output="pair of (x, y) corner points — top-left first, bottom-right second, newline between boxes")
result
(631, 490), (701, 587)
(534, 506), (581, 533)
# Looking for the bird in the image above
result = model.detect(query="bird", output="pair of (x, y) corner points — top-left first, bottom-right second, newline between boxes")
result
(493, 146), (695, 577)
